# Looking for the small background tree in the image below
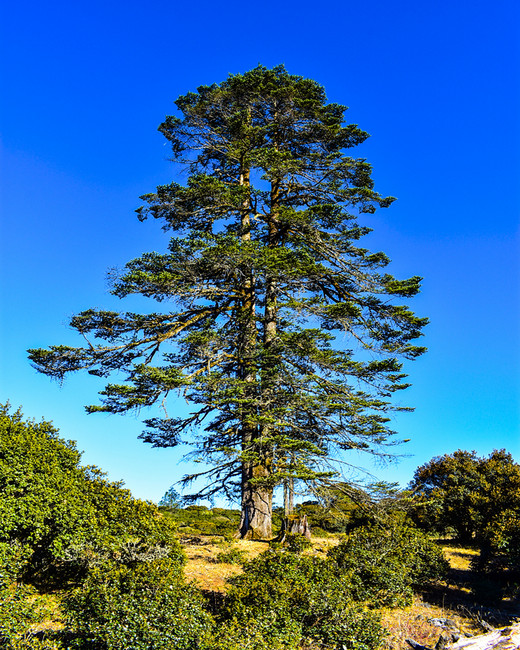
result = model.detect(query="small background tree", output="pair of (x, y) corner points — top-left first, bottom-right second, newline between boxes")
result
(409, 448), (520, 595)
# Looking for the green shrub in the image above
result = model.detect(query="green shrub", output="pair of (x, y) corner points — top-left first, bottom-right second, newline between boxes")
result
(0, 542), (30, 588)
(0, 405), (181, 586)
(213, 516), (231, 524)
(224, 550), (384, 649)
(310, 526), (330, 537)
(185, 505), (210, 513)
(213, 546), (248, 565)
(167, 506), (241, 536)
(212, 614), (302, 650)
(471, 512), (520, 599)
(410, 449), (520, 546)
(177, 526), (202, 536)
(64, 557), (213, 649)
(309, 606), (386, 650)
(284, 532), (312, 553)
(328, 521), (449, 608)
(269, 532), (311, 553)
(0, 584), (60, 649)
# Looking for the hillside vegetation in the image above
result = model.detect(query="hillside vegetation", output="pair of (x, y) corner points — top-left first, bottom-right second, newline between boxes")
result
(1, 406), (518, 649)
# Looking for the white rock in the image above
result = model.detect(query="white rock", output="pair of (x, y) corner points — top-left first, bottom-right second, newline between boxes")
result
(449, 624), (520, 650)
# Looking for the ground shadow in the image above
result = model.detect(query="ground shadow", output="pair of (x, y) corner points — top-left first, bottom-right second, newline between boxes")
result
(418, 542), (519, 628)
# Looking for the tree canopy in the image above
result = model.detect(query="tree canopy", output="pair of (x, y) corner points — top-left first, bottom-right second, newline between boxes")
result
(409, 449), (520, 550)
(28, 65), (428, 538)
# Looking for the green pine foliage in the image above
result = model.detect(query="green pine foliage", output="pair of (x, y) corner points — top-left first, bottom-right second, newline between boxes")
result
(28, 65), (428, 537)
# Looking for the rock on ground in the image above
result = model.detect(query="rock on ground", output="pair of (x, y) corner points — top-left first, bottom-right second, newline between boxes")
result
(450, 624), (520, 650)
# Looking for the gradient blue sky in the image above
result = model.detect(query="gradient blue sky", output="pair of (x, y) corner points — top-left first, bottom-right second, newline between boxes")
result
(1, 0), (519, 504)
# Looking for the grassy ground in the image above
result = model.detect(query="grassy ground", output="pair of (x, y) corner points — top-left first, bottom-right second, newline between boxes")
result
(182, 535), (339, 592)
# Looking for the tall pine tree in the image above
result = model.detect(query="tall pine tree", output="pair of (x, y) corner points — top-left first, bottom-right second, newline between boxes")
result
(29, 66), (427, 538)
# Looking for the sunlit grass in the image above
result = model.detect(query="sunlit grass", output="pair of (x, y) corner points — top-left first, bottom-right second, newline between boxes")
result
(443, 546), (479, 571)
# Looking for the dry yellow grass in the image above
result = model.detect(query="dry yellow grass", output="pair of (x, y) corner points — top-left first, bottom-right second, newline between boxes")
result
(182, 535), (340, 591)
(443, 546), (480, 571)
(183, 538), (269, 591)
(381, 597), (483, 650)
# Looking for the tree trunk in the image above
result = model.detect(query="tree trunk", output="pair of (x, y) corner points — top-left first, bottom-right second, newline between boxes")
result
(238, 467), (273, 539)
(237, 160), (274, 539)
(238, 172), (281, 540)
(283, 477), (294, 517)
(277, 514), (312, 541)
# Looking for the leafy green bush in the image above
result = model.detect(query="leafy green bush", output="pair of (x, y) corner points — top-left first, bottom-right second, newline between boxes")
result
(328, 521), (449, 608)
(64, 557), (213, 649)
(284, 532), (312, 553)
(0, 405), (181, 585)
(177, 526), (203, 536)
(410, 449), (520, 546)
(269, 532), (311, 553)
(224, 549), (385, 649)
(164, 505), (241, 537)
(471, 512), (520, 599)
(213, 614), (302, 650)
(310, 526), (331, 537)
(0, 584), (60, 649)
(0, 542), (30, 588)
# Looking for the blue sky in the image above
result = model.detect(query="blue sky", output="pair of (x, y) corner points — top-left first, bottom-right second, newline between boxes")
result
(1, 0), (519, 504)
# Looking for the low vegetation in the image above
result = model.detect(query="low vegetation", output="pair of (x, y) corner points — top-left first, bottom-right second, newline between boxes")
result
(1, 407), (518, 649)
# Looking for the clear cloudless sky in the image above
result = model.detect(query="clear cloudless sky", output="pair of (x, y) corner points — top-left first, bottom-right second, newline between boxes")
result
(1, 0), (519, 504)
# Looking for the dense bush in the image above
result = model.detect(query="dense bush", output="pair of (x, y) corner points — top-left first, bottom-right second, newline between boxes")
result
(281, 532), (312, 553)
(328, 521), (449, 607)
(214, 614), (303, 650)
(224, 549), (385, 650)
(472, 512), (520, 599)
(161, 504), (241, 537)
(64, 557), (213, 649)
(0, 584), (60, 649)
(0, 542), (29, 588)
(410, 448), (520, 595)
(0, 405), (181, 585)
